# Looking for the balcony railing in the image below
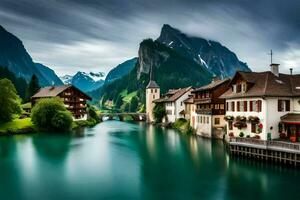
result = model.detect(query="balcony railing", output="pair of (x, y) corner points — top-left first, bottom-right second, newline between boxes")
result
(230, 137), (300, 152)
(196, 108), (225, 115)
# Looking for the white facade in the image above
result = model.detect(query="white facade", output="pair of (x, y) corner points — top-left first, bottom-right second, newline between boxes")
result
(164, 90), (192, 123)
(225, 97), (297, 140)
(146, 87), (160, 123)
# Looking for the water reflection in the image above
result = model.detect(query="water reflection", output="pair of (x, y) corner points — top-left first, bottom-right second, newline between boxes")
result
(0, 121), (300, 200)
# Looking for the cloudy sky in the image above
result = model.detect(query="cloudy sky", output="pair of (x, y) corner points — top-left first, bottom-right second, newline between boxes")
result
(0, 0), (299, 76)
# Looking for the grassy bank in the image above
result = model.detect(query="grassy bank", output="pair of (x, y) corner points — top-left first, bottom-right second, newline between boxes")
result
(72, 118), (100, 129)
(171, 118), (194, 134)
(0, 118), (35, 135)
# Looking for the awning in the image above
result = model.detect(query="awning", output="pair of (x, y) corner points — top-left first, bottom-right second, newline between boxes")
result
(281, 113), (300, 124)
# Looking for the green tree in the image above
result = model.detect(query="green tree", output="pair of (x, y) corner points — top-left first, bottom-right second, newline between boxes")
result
(31, 98), (73, 131)
(129, 96), (139, 112)
(26, 74), (40, 101)
(87, 105), (100, 122)
(124, 102), (130, 112)
(153, 103), (166, 123)
(114, 95), (123, 109)
(0, 78), (22, 122)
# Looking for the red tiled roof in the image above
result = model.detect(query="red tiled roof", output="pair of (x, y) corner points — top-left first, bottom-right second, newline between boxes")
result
(193, 78), (230, 92)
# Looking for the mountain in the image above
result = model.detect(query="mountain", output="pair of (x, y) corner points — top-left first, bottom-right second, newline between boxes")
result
(105, 57), (137, 84)
(98, 24), (251, 112)
(156, 24), (250, 78)
(60, 71), (104, 92)
(0, 25), (62, 86)
(34, 63), (63, 85)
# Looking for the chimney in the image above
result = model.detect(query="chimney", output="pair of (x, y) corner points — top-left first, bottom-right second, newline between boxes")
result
(290, 68), (293, 75)
(270, 63), (280, 76)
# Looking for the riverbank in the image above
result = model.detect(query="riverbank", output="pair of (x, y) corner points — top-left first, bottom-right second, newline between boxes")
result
(0, 117), (100, 136)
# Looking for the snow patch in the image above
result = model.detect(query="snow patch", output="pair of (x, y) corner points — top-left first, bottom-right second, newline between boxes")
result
(198, 54), (209, 69)
(168, 41), (174, 46)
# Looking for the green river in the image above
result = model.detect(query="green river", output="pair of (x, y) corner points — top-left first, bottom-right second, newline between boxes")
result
(0, 121), (299, 200)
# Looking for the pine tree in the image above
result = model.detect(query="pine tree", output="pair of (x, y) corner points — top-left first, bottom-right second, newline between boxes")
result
(26, 74), (40, 102)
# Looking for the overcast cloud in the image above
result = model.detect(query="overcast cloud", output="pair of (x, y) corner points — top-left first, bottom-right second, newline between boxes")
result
(0, 0), (300, 76)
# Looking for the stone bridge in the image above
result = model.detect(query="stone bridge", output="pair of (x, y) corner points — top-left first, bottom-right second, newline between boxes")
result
(99, 113), (147, 121)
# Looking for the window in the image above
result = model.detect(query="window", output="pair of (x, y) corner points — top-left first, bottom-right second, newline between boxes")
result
(200, 116), (202, 123)
(278, 100), (290, 112)
(155, 89), (157, 93)
(231, 102), (235, 111)
(151, 89), (153, 93)
(257, 100), (262, 112)
(226, 102), (229, 111)
(228, 121), (233, 130)
(153, 95), (155, 99)
(249, 101), (253, 112)
(244, 101), (247, 112)
(242, 83), (247, 93)
(181, 102), (183, 106)
(286, 100), (290, 111)
(215, 104), (220, 109)
(207, 117), (210, 124)
(232, 85), (237, 93)
(278, 100), (284, 111)
(237, 101), (240, 111)
(251, 123), (256, 133)
(237, 84), (242, 93)
(220, 104), (224, 110)
(215, 118), (220, 125)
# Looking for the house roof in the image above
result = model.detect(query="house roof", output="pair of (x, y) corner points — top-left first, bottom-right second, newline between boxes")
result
(183, 97), (194, 104)
(31, 85), (92, 100)
(154, 86), (193, 103)
(146, 80), (160, 89)
(221, 71), (300, 99)
(193, 78), (230, 92)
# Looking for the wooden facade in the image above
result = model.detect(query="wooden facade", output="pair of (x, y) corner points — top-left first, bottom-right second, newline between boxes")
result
(31, 85), (92, 119)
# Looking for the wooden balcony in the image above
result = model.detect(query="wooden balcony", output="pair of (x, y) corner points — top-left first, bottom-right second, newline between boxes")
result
(196, 108), (225, 115)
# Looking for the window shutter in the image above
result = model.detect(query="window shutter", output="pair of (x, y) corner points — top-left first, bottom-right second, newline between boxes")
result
(278, 100), (282, 111)
(286, 100), (290, 111)
(244, 101), (247, 112)
(257, 100), (262, 112)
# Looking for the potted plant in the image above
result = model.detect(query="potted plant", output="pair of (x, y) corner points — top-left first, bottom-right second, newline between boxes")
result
(290, 126), (297, 142)
(279, 132), (287, 139)
(229, 132), (234, 138)
(254, 135), (260, 139)
(246, 135), (250, 138)
(239, 132), (244, 137)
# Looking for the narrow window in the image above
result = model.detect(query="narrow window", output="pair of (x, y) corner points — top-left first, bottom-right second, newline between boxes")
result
(228, 121), (233, 130)
(257, 100), (262, 112)
(285, 100), (290, 111)
(244, 101), (247, 112)
(278, 100), (283, 112)
(237, 101), (240, 111)
(215, 118), (220, 125)
(231, 102), (235, 111)
(249, 101), (253, 112)
(226, 102), (229, 111)
(251, 123), (256, 133)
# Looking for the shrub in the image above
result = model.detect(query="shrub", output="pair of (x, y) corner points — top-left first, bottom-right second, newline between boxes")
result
(239, 132), (244, 137)
(229, 132), (234, 138)
(31, 98), (73, 132)
(51, 111), (73, 131)
(153, 103), (166, 123)
(172, 118), (193, 134)
(246, 135), (250, 138)
(87, 105), (100, 122)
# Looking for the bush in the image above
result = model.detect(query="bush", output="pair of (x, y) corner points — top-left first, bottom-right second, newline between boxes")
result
(51, 111), (73, 131)
(246, 135), (250, 138)
(239, 132), (244, 137)
(87, 105), (100, 122)
(31, 98), (73, 132)
(153, 103), (166, 123)
(172, 118), (193, 134)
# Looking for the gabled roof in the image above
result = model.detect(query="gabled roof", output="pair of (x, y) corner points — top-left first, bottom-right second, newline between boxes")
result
(193, 78), (230, 92)
(221, 71), (300, 99)
(146, 80), (160, 89)
(154, 86), (193, 103)
(32, 85), (92, 100)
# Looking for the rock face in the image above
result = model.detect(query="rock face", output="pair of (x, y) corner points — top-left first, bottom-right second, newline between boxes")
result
(34, 63), (63, 86)
(156, 24), (251, 78)
(105, 57), (137, 84)
(61, 71), (104, 92)
(0, 25), (62, 86)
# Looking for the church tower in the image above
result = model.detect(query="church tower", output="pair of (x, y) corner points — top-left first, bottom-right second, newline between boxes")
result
(146, 66), (160, 123)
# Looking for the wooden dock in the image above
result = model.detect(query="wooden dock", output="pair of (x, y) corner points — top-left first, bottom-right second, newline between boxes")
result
(229, 137), (300, 166)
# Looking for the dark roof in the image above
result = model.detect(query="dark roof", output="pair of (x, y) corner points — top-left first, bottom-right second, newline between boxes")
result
(32, 85), (92, 100)
(146, 80), (160, 89)
(221, 71), (300, 99)
(32, 85), (71, 98)
(154, 87), (193, 103)
(193, 78), (230, 92)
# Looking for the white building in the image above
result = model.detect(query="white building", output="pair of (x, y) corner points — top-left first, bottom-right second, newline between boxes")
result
(146, 80), (160, 123)
(154, 87), (193, 123)
(221, 64), (300, 140)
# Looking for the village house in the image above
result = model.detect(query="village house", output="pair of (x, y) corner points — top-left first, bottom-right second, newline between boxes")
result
(221, 64), (300, 141)
(31, 85), (92, 120)
(153, 87), (193, 123)
(146, 80), (161, 123)
(190, 78), (230, 138)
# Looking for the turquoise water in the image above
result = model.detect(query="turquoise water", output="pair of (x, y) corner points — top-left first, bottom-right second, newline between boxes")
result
(0, 121), (299, 200)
